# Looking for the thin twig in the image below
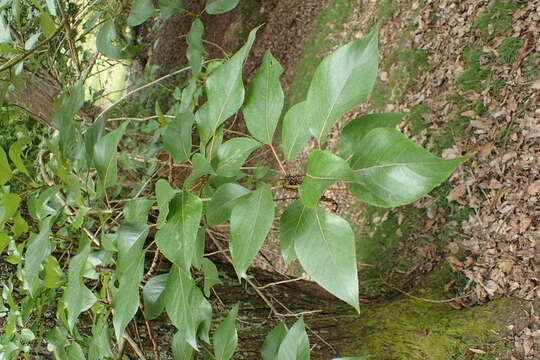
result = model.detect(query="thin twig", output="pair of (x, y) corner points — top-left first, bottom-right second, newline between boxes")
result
(379, 276), (475, 304)
(205, 230), (284, 317)
(258, 276), (307, 290)
(269, 144), (287, 174)
(122, 332), (147, 360)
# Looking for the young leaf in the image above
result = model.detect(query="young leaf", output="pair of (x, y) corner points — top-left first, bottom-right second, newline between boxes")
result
(96, 21), (122, 59)
(155, 192), (202, 271)
(213, 303), (239, 360)
(213, 137), (261, 177)
(8, 138), (30, 176)
(292, 204), (359, 311)
(243, 51), (284, 144)
(84, 116), (105, 165)
(298, 150), (355, 208)
(186, 18), (205, 75)
(160, 0), (184, 20)
(279, 201), (304, 265)
(337, 113), (403, 160)
(164, 265), (212, 349)
(40, 12), (55, 38)
(94, 122), (128, 191)
(123, 198), (154, 223)
(52, 81), (84, 158)
(23, 217), (52, 296)
(0, 146), (12, 185)
(172, 331), (194, 360)
(1, 193), (20, 224)
(185, 153), (215, 189)
(113, 223), (149, 340)
(206, 27), (258, 134)
(206, 0), (240, 14)
(65, 240), (97, 331)
(155, 179), (179, 228)
(349, 128), (468, 207)
(306, 30), (379, 144)
(230, 184), (275, 278)
(163, 112), (194, 163)
(206, 183), (250, 225)
(281, 101), (309, 162)
(276, 317), (309, 360)
(143, 274), (168, 320)
(201, 258), (221, 297)
(261, 322), (287, 360)
(127, 0), (156, 27)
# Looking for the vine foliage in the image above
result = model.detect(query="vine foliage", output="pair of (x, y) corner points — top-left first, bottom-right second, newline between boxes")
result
(0, 0), (467, 358)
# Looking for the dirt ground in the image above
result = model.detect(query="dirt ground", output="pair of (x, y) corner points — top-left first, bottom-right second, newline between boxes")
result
(137, 0), (539, 358)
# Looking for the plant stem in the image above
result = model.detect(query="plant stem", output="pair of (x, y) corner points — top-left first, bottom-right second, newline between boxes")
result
(269, 143), (287, 174)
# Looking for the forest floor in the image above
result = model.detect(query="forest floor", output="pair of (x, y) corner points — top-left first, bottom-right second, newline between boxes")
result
(129, 0), (540, 358)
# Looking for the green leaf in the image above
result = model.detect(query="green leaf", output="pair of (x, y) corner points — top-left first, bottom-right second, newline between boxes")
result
(124, 198), (153, 223)
(43, 255), (63, 289)
(0, 146), (12, 185)
(291, 204), (359, 311)
(206, 183), (250, 225)
(337, 113), (403, 160)
(201, 258), (221, 297)
(23, 217), (52, 296)
(163, 112), (194, 163)
(0, 14), (12, 44)
(261, 322), (287, 360)
(187, 18), (205, 75)
(213, 303), (239, 360)
(349, 128), (468, 207)
(40, 12), (55, 38)
(243, 51), (284, 144)
(230, 184), (275, 278)
(213, 137), (261, 177)
(143, 274), (168, 320)
(281, 101), (309, 162)
(276, 317), (309, 360)
(96, 21), (122, 59)
(127, 0), (156, 27)
(1, 193), (20, 224)
(155, 191), (202, 271)
(155, 179), (179, 229)
(94, 122), (128, 191)
(206, 27), (258, 134)
(164, 265), (212, 349)
(306, 30), (379, 144)
(45, 0), (56, 16)
(332, 358), (368, 360)
(88, 315), (114, 360)
(12, 213), (29, 237)
(172, 331), (194, 360)
(279, 201), (303, 265)
(0, 231), (9, 253)
(53, 81), (85, 158)
(160, 0), (183, 20)
(65, 240), (97, 331)
(299, 150), (355, 208)
(8, 138), (30, 176)
(184, 153), (214, 189)
(24, 32), (41, 50)
(85, 116), (105, 165)
(113, 222), (149, 340)
(206, 0), (240, 14)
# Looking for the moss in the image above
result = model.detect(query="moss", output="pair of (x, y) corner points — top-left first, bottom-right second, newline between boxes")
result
(333, 297), (513, 359)
(406, 104), (430, 135)
(457, 47), (492, 93)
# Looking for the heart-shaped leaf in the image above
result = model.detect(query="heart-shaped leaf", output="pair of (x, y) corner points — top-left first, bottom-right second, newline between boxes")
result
(127, 0), (156, 27)
(280, 101), (309, 162)
(206, 183), (250, 225)
(206, 0), (240, 14)
(287, 202), (359, 311)
(349, 128), (469, 207)
(338, 112), (403, 160)
(299, 150), (355, 208)
(213, 137), (261, 177)
(230, 184), (274, 278)
(243, 51), (284, 144)
(306, 30), (378, 144)
(213, 303), (239, 360)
